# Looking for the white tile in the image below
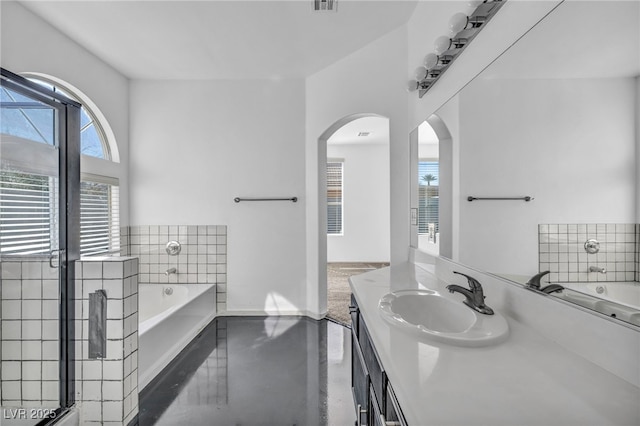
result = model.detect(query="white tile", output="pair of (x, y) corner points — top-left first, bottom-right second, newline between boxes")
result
(2, 381), (21, 399)
(2, 320), (21, 339)
(2, 341), (22, 361)
(42, 341), (58, 360)
(42, 300), (58, 320)
(42, 380), (59, 401)
(104, 280), (124, 299)
(83, 360), (103, 380)
(22, 380), (41, 400)
(83, 400), (102, 421)
(2, 300), (21, 319)
(2, 262), (22, 279)
(103, 360), (123, 380)
(21, 279), (42, 299)
(42, 320), (59, 340)
(82, 380), (102, 401)
(107, 320), (124, 340)
(22, 341), (42, 360)
(83, 261), (103, 279)
(1, 361), (21, 380)
(22, 299), (42, 320)
(102, 401), (123, 421)
(2, 280), (22, 299)
(107, 299), (124, 319)
(42, 361), (58, 380)
(22, 361), (42, 380)
(107, 339), (124, 360)
(42, 280), (59, 299)
(103, 380), (123, 401)
(104, 261), (124, 279)
(21, 320), (42, 340)
(22, 262), (42, 279)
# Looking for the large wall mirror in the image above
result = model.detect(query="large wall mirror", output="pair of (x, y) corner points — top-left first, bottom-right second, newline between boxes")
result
(412, 0), (640, 327)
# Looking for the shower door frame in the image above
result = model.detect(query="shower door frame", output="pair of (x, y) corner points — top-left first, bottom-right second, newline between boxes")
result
(1, 68), (80, 421)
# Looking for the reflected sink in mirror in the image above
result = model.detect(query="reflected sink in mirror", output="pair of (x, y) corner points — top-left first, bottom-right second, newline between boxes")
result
(378, 290), (509, 347)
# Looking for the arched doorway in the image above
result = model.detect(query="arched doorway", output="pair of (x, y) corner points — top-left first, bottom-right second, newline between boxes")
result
(317, 113), (390, 324)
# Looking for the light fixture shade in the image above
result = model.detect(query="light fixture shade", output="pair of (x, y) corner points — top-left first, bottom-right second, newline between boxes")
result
(414, 66), (428, 81)
(449, 13), (469, 35)
(434, 36), (453, 55)
(466, 0), (484, 14)
(424, 53), (439, 70)
(407, 80), (419, 92)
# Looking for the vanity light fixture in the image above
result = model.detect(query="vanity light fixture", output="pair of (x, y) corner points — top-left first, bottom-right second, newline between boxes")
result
(313, 0), (337, 12)
(409, 0), (506, 98)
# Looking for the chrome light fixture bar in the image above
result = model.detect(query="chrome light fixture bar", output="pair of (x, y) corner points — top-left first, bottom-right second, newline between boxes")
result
(313, 0), (337, 12)
(410, 0), (507, 98)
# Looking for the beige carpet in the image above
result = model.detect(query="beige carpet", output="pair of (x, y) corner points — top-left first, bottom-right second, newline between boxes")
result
(327, 262), (389, 325)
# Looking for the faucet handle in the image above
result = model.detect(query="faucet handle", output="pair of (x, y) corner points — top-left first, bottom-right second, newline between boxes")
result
(453, 271), (482, 292)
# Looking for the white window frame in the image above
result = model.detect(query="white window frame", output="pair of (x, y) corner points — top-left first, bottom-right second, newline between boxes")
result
(327, 159), (344, 236)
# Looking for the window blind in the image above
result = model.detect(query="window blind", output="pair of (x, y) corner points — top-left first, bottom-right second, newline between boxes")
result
(327, 161), (343, 235)
(80, 180), (120, 256)
(0, 170), (55, 254)
(418, 161), (439, 235)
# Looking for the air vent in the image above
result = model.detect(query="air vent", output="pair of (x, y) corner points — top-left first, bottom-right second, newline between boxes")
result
(314, 0), (337, 12)
(357, 132), (370, 137)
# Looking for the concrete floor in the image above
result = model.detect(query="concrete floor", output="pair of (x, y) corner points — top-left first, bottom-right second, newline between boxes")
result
(138, 316), (354, 426)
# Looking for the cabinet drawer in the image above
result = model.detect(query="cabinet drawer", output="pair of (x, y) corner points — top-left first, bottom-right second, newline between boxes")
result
(385, 382), (407, 426)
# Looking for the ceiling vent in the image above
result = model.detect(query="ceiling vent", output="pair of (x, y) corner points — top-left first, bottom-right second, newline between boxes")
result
(314, 0), (337, 12)
(357, 132), (370, 137)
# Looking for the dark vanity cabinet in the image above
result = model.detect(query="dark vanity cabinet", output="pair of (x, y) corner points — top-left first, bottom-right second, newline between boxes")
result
(350, 295), (408, 426)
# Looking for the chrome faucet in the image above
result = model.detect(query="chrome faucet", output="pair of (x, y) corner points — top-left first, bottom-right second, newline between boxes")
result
(165, 267), (177, 276)
(446, 271), (494, 315)
(589, 266), (606, 274)
(525, 270), (564, 294)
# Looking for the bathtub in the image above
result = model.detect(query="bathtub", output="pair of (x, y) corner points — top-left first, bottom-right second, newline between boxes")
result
(559, 282), (640, 326)
(138, 283), (216, 390)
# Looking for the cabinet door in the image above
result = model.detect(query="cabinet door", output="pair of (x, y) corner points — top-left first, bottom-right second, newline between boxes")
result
(370, 384), (384, 426)
(350, 294), (359, 336)
(359, 320), (385, 405)
(352, 332), (369, 426)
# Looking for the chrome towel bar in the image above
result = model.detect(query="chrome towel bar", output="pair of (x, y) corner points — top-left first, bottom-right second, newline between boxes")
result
(467, 196), (533, 202)
(234, 197), (298, 203)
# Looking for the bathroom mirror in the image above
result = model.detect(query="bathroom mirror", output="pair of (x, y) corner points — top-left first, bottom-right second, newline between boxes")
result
(414, 1), (640, 326)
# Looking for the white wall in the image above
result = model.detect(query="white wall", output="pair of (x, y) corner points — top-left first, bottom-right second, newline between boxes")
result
(327, 142), (390, 263)
(305, 26), (409, 316)
(636, 76), (640, 223)
(0, 1), (130, 225)
(455, 77), (637, 276)
(129, 79), (307, 315)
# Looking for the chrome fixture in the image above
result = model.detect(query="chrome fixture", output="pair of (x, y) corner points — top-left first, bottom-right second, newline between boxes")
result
(165, 267), (177, 276)
(584, 239), (600, 254)
(164, 287), (174, 296)
(467, 196), (533, 202)
(525, 270), (564, 294)
(408, 0), (506, 98)
(446, 271), (494, 315)
(589, 266), (606, 274)
(234, 196), (297, 203)
(166, 240), (182, 256)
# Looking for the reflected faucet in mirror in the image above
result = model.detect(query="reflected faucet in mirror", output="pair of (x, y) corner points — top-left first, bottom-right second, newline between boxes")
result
(525, 271), (564, 295)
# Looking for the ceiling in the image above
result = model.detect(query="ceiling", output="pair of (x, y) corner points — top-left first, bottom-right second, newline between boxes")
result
(328, 116), (389, 145)
(19, 0), (419, 80)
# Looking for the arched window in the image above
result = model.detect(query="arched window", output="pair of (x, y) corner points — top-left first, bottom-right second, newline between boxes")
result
(0, 75), (121, 256)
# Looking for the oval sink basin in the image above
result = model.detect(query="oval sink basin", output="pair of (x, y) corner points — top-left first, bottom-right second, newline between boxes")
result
(379, 290), (509, 347)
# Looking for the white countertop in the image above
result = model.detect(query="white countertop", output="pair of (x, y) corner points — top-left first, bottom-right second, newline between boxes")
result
(349, 262), (640, 426)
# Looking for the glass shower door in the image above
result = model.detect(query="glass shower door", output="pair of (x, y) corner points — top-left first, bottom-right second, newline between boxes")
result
(1, 69), (79, 424)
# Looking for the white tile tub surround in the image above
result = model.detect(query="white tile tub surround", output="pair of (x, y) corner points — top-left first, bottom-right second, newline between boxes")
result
(0, 257), (60, 407)
(125, 225), (227, 314)
(538, 223), (639, 283)
(74, 257), (139, 426)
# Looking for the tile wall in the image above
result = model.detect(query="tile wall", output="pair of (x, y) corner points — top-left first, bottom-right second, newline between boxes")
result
(1, 257), (60, 407)
(121, 225), (227, 313)
(75, 257), (139, 425)
(538, 223), (639, 283)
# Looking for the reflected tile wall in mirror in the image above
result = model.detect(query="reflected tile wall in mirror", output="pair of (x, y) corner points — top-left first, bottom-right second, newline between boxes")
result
(538, 224), (638, 283)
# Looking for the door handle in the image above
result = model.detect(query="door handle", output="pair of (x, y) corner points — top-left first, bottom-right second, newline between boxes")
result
(49, 249), (67, 269)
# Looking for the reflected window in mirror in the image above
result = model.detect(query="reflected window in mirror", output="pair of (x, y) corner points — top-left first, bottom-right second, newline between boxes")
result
(418, 121), (440, 255)
(327, 160), (344, 235)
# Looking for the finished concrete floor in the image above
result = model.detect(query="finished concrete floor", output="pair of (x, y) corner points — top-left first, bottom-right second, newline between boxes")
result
(138, 316), (354, 426)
